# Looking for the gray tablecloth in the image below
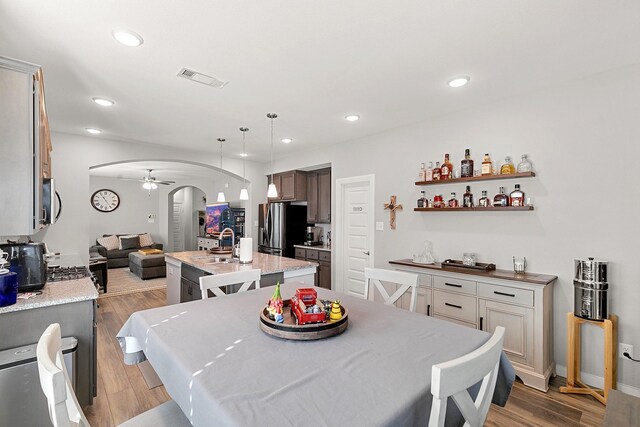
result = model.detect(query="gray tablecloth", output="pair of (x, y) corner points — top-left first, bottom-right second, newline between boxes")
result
(117, 283), (514, 427)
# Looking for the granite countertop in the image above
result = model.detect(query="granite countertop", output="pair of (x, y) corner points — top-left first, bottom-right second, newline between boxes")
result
(0, 277), (98, 315)
(165, 251), (318, 275)
(293, 244), (332, 252)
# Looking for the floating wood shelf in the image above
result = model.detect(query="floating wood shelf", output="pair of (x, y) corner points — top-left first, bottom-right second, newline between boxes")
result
(414, 206), (534, 212)
(415, 171), (535, 186)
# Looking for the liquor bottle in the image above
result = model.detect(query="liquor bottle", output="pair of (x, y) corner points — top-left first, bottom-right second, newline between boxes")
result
(448, 192), (458, 208)
(433, 194), (444, 208)
(493, 187), (509, 207)
(517, 154), (533, 173)
(427, 198), (433, 208)
(419, 163), (426, 181)
(433, 161), (442, 180)
(500, 156), (516, 174)
(509, 184), (525, 206)
(463, 186), (473, 208)
(461, 149), (474, 178)
(441, 154), (453, 180)
(426, 162), (434, 181)
(481, 153), (493, 175)
(478, 190), (490, 207)
(417, 191), (427, 208)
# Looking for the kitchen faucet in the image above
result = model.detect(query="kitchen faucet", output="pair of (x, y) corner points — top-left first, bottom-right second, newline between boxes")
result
(219, 227), (238, 259)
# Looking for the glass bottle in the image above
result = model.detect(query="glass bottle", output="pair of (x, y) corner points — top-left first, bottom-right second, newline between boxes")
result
(500, 156), (516, 174)
(478, 190), (490, 207)
(463, 186), (473, 208)
(433, 194), (444, 208)
(493, 187), (509, 207)
(481, 153), (493, 175)
(517, 154), (533, 173)
(426, 162), (434, 181)
(448, 192), (458, 208)
(432, 161), (442, 180)
(419, 163), (426, 181)
(461, 149), (474, 178)
(441, 154), (453, 180)
(509, 184), (525, 207)
(417, 191), (427, 208)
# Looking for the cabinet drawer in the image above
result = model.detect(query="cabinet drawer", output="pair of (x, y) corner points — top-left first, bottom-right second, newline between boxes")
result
(433, 290), (477, 324)
(294, 248), (306, 258)
(306, 249), (319, 260)
(432, 314), (476, 329)
(319, 251), (331, 262)
(478, 282), (534, 307)
(433, 276), (477, 295)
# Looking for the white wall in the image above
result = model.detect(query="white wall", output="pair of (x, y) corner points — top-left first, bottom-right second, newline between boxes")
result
(89, 176), (160, 244)
(271, 64), (640, 391)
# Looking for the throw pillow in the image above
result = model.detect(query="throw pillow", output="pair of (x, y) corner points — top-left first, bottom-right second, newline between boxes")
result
(139, 233), (154, 247)
(97, 235), (119, 251)
(119, 235), (140, 250)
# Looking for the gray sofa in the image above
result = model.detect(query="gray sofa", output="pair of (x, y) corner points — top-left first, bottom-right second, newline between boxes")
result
(90, 235), (163, 268)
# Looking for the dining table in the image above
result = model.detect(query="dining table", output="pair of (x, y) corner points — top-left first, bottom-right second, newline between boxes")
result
(117, 283), (514, 427)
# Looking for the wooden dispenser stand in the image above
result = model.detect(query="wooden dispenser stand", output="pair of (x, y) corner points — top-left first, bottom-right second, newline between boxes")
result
(559, 312), (618, 404)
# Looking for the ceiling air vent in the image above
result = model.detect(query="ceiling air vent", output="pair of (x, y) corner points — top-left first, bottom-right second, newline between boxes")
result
(177, 67), (228, 88)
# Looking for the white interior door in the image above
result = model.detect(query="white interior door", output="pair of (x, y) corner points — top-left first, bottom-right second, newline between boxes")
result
(335, 175), (374, 297)
(172, 201), (184, 252)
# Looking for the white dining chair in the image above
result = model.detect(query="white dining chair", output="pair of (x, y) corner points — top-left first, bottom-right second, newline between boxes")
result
(37, 323), (190, 427)
(364, 267), (419, 311)
(199, 269), (261, 299)
(428, 326), (506, 427)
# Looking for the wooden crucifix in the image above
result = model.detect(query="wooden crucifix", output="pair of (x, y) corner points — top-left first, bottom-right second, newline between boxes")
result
(383, 195), (403, 230)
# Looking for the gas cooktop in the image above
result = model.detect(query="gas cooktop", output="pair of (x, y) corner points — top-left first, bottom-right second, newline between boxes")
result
(47, 265), (92, 282)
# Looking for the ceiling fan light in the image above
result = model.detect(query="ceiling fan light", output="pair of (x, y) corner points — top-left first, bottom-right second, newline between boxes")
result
(217, 192), (226, 202)
(267, 183), (278, 198)
(142, 182), (152, 190)
(151, 183), (158, 190)
(239, 188), (249, 200)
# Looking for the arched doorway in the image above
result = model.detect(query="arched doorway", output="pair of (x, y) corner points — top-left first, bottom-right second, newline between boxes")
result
(168, 186), (206, 252)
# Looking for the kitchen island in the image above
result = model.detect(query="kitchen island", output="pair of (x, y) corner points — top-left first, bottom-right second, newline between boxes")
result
(165, 251), (318, 304)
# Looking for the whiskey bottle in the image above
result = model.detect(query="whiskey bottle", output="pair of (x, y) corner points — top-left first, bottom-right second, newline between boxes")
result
(517, 154), (533, 173)
(463, 186), (474, 208)
(433, 161), (442, 180)
(417, 191), (427, 208)
(493, 187), (509, 207)
(509, 184), (525, 206)
(419, 163), (426, 181)
(500, 156), (516, 174)
(433, 194), (444, 208)
(448, 192), (459, 208)
(481, 153), (493, 175)
(441, 154), (453, 180)
(478, 190), (490, 207)
(461, 149), (474, 178)
(426, 162), (434, 181)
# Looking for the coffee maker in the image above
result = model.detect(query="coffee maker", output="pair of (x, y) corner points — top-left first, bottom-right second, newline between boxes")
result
(304, 227), (323, 246)
(0, 242), (47, 291)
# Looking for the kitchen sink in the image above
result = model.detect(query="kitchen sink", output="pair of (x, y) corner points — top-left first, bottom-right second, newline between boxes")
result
(190, 255), (236, 264)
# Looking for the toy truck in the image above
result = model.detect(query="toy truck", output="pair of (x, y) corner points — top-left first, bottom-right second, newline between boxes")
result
(290, 288), (327, 325)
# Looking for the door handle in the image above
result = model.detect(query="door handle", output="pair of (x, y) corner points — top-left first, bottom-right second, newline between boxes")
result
(363, 251), (370, 255)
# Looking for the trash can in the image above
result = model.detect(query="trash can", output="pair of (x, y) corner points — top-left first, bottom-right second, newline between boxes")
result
(0, 337), (78, 426)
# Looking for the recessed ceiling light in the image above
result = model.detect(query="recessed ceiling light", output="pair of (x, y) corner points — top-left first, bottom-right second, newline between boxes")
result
(447, 76), (470, 88)
(111, 29), (144, 47)
(92, 97), (115, 107)
(281, 138), (293, 143)
(85, 128), (102, 134)
(240, 152), (249, 157)
(345, 114), (360, 122)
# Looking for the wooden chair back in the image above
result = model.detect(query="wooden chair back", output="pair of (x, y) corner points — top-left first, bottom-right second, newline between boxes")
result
(428, 326), (506, 427)
(199, 269), (261, 298)
(364, 267), (419, 311)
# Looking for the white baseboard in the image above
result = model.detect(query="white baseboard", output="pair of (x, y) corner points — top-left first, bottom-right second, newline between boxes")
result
(556, 364), (640, 397)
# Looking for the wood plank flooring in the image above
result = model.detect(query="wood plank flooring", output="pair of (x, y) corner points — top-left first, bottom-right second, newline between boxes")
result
(86, 289), (605, 426)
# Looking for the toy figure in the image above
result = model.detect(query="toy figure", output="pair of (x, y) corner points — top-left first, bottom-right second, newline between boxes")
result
(329, 300), (342, 322)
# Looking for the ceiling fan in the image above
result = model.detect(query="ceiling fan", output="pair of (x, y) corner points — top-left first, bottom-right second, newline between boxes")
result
(120, 169), (175, 189)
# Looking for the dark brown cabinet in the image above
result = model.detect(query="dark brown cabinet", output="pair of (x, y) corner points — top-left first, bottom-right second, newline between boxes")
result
(295, 247), (331, 289)
(306, 168), (331, 223)
(268, 170), (307, 201)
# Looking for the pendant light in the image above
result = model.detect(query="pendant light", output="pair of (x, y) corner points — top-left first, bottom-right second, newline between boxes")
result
(239, 127), (249, 201)
(266, 113), (278, 198)
(217, 138), (226, 202)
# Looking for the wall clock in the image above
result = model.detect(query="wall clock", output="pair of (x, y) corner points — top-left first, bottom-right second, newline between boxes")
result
(91, 189), (120, 212)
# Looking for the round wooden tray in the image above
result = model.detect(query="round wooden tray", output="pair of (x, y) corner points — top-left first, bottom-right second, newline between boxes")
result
(259, 300), (348, 340)
(208, 247), (232, 254)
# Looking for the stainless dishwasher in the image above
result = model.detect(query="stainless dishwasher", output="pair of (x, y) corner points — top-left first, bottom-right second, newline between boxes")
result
(0, 337), (78, 426)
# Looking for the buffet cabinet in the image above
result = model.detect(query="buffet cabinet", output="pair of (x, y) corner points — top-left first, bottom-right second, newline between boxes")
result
(390, 261), (555, 392)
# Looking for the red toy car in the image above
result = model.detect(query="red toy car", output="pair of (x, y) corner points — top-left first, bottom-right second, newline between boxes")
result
(291, 288), (327, 325)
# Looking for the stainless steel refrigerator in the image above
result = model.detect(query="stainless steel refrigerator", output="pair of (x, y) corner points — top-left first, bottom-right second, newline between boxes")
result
(258, 203), (307, 257)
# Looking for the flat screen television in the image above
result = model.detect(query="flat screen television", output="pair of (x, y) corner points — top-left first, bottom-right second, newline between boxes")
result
(205, 203), (231, 235)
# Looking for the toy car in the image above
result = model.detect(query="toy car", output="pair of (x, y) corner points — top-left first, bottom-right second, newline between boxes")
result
(290, 288), (327, 325)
